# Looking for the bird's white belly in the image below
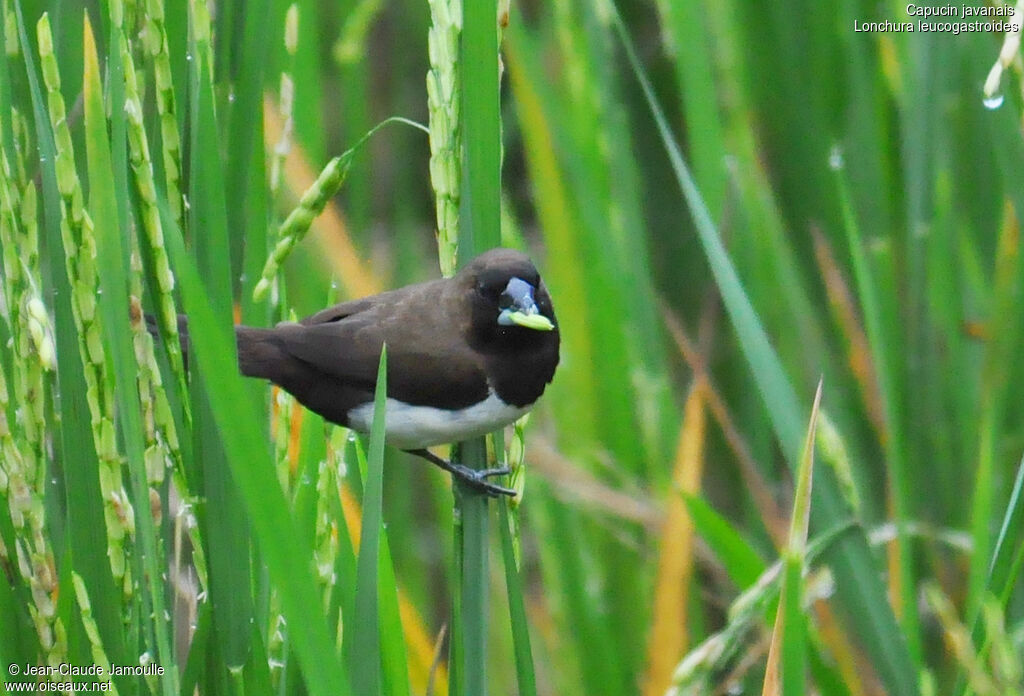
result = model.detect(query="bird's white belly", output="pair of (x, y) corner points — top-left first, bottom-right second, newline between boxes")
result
(347, 391), (530, 449)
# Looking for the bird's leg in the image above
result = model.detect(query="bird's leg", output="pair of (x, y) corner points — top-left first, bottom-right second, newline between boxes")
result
(405, 448), (516, 497)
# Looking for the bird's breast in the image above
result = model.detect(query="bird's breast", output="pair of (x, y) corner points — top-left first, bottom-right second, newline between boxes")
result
(346, 391), (531, 449)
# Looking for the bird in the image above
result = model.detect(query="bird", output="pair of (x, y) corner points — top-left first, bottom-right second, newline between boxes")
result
(235, 248), (560, 496)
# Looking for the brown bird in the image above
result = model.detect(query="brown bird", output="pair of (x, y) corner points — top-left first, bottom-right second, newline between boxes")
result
(235, 248), (560, 496)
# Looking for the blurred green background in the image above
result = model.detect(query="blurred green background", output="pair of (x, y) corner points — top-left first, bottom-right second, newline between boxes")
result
(1, 0), (1023, 694)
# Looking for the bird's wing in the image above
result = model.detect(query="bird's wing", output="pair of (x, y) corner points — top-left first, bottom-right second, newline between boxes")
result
(297, 280), (439, 325)
(276, 302), (490, 410)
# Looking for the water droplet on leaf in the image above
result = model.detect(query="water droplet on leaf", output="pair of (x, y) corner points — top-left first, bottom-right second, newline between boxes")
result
(983, 93), (1004, 110)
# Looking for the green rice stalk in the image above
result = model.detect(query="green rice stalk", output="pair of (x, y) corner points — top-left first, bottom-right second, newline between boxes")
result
(253, 117), (423, 301)
(19, 291), (51, 451)
(981, 599), (1022, 690)
(3, 0), (15, 58)
(119, 130), (180, 491)
(667, 524), (851, 695)
(552, 0), (589, 115)
(273, 382), (295, 489)
(313, 457), (340, 590)
(270, 5), (299, 202)
(325, 424), (351, 649)
(140, 0), (184, 232)
(71, 573), (120, 694)
(497, 423), (537, 696)
(506, 416), (527, 510)
(38, 13), (136, 593)
(125, 213), (206, 589)
(267, 11), (299, 498)
(263, 14), (300, 486)
(266, 608), (286, 687)
(265, 8), (299, 314)
(449, 0), (504, 692)
(815, 409), (860, 516)
(129, 295), (177, 487)
(269, 313), (297, 489)
(189, 0), (215, 83)
(0, 127), (49, 466)
(665, 561), (786, 695)
(0, 105), (63, 670)
(0, 134), (23, 316)
(0, 358), (66, 666)
(252, 156), (351, 302)
(111, 0), (189, 411)
(925, 584), (1002, 696)
(427, 0), (462, 276)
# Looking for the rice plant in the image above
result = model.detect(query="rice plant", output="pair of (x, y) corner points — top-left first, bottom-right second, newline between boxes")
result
(1, 0), (1022, 694)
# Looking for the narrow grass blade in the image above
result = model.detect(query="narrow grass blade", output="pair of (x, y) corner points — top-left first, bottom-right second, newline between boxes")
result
(351, 345), (388, 696)
(188, 40), (254, 670)
(985, 453), (1024, 603)
(833, 151), (918, 655)
(81, 11), (144, 673)
(223, 0), (273, 283)
(378, 534), (412, 696)
(955, 452), (1024, 694)
(450, 0), (503, 693)
(458, 0), (500, 262)
(763, 381), (822, 696)
(498, 497), (537, 696)
(680, 492), (766, 589)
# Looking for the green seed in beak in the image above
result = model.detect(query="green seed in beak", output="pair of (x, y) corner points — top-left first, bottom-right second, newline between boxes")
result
(506, 310), (555, 331)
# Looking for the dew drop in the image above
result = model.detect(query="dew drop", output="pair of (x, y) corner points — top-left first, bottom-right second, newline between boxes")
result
(828, 144), (844, 171)
(983, 93), (1005, 110)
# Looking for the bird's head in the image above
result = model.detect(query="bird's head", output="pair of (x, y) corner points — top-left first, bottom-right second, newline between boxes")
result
(459, 248), (558, 347)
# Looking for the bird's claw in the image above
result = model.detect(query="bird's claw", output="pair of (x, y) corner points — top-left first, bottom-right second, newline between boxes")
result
(450, 464), (516, 497)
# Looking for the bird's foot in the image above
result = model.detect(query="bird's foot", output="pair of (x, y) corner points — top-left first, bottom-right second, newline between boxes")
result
(448, 464), (515, 498)
(405, 449), (516, 497)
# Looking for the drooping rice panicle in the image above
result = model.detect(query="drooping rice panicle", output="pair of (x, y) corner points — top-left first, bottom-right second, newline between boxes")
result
(111, 0), (189, 415)
(38, 12), (136, 593)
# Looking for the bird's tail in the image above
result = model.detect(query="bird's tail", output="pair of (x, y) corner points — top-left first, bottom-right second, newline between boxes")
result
(235, 326), (289, 379)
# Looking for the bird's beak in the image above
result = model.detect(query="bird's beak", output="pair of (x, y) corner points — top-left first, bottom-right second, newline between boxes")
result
(497, 277), (555, 331)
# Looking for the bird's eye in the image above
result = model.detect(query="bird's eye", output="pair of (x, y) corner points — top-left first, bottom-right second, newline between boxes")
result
(476, 281), (499, 300)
